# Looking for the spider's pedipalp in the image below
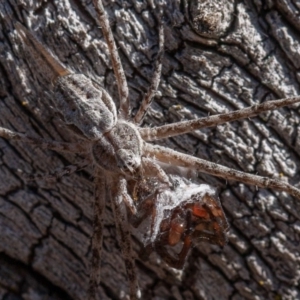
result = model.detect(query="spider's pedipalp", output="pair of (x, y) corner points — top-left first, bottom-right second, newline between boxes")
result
(89, 170), (106, 300)
(92, 0), (130, 119)
(120, 177), (137, 215)
(144, 143), (300, 200)
(134, 21), (164, 124)
(139, 96), (300, 141)
(142, 157), (171, 187)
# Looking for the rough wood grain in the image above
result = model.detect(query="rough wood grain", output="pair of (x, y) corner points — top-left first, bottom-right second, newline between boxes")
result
(0, 0), (300, 299)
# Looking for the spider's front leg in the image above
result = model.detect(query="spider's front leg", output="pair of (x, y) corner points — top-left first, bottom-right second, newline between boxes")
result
(144, 143), (300, 200)
(133, 18), (164, 124)
(140, 96), (300, 141)
(108, 175), (141, 300)
(92, 0), (129, 118)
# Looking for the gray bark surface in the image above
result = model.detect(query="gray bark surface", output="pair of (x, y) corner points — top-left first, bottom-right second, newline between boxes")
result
(0, 0), (300, 299)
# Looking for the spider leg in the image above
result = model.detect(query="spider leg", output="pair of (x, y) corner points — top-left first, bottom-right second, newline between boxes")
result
(109, 176), (141, 300)
(120, 177), (137, 215)
(156, 208), (193, 270)
(129, 194), (159, 266)
(191, 195), (228, 246)
(155, 232), (192, 270)
(137, 243), (155, 262)
(92, 0), (130, 119)
(130, 185), (167, 242)
(24, 159), (91, 182)
(129, 194), (155, 228)
(192, 230), (227, 246)
(15, 22), (70, 79)
(0, 126), (87, 153)
(142, 157), (171, 186)
(88, 169), (106, 300)
(144, 143), (300, 200)
(139, 96), (300, 141)
(133, 21), (164, 124)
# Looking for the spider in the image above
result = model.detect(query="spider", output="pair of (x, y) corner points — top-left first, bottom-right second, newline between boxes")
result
(128, 174), (228, 270)
(1, 0), (300, 299)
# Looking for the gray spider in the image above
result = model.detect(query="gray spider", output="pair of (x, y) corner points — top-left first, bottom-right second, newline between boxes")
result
(1, 0), (300, 299)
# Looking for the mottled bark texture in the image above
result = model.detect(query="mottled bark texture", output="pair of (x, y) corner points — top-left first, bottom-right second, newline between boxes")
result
(0, 0), (300, 299)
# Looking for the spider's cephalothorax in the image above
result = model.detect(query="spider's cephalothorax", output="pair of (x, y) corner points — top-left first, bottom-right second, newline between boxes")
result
(92, 121), (143, 176)
(2, 0), (300, 299)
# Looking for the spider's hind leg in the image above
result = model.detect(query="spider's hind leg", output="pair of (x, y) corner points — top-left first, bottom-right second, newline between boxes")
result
(89, 169), (106, 300)
(109, 175), (141, 300)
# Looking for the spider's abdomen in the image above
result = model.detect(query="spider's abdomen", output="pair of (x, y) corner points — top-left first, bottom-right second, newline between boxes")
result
(55, 74), (117, 139)
(92, 121), (143, 176)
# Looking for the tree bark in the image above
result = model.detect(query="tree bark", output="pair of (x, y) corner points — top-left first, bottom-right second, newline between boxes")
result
(0, 0), (300, 299)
